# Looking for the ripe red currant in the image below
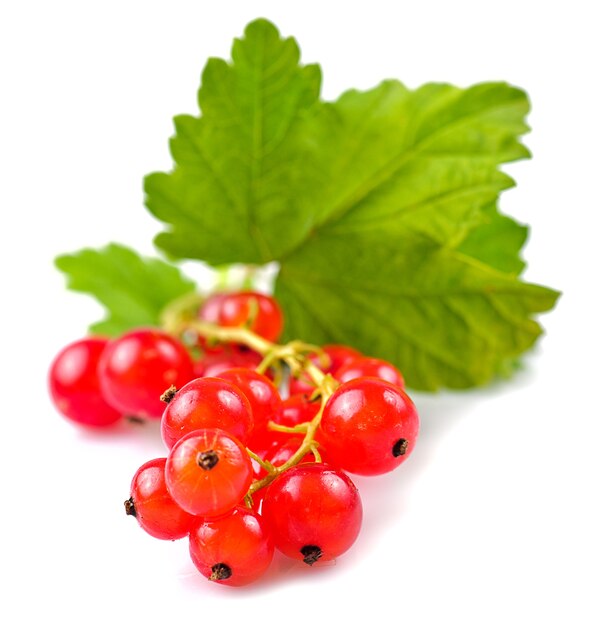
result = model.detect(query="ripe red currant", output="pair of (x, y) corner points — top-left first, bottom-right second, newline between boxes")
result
(335, 356), (405, 388)
(189, 506), (274, 586)
(98, 328), (194, 419)
(261, 463), (362, 565)
(289, 344), (361, 394)
(165, 428), (253, 518)
(49, 337), (123, 427)
(161, 377), (254, 449)
(319, 377), (419, 475)
(216, 368), (282, 439)
(194, 348), (262, 378)
(125, 457), (195, 540)
(205, 291), (284, 342)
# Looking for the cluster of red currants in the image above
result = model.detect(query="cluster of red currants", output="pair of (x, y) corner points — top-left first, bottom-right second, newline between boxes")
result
(49, 291), (419, 587)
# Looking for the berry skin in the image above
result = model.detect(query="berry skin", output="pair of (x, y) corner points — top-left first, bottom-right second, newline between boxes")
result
(165, 428), (253, 518)
(125, 458), (195, 540)
(194, 348), (262, 378)
(335, 356), (405, 388)
(279, 394), (321, 428)
(261, 463), (362, 565)
(161, 377), (254, 450)
(211, 291), (284, 343)
(48, 337), (123, 427)
(98, 328), (194, 420)
(319, 377), (419, 476)
(216, 368), (282, 439)
(189, 507), (275, 586)
(198, 292), (226, 325)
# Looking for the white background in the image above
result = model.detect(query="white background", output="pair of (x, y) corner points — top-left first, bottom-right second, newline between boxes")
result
(1, 1), (610, 624)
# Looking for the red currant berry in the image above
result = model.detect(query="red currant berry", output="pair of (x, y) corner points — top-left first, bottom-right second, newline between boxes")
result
(98, 328), (194, 420)
(189, 506), (274, 586)
(195, 348), (262, 378)
(279, 394), (321, 428)
(216, 368), (282, 437)
(198, 292), (226, 324)
(267, 437), (319, 468)
(261, 463), (362, 565)
(289, 344), (361, 394)
(215, 291), (284, 342)
(161, 377), (254, 450)
(125, 458), (195, 540)
(335, 356), (405, 388)
(49, 337), (123, 427)
(319, 377), (419, 475)
(165, 428), (253, 518)
(248, 393), (322, 452)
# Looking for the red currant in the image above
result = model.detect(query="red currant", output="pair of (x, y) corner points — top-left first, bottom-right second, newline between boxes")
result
(335, 356), (405, 388)
(189, 506), (274, 586)
(319, 377), (419, 475)
(266, 437), (319, 467)
(216, 368), (282, 439)
(125, 458), (195, 540)
(49, 337), (123, 427)
(165, 428), (253, 518)
(198, 292), (226, 324)
(195, 348), (262, 378)
(212, 291), (284, 342)
(98, 328), (194, 419)
(249, 393), (322, 451)
(161, 377), (254, 449)
(261, 463), (362, 565)
(289, 344), (361, 394)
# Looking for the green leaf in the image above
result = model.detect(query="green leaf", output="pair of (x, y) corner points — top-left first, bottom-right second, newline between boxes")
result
(276, 230), (559, 391)
(145, 18), (321, 265)
(143, 18), (559, 390)
(457, 202), (528, 275)
(55, 243), (196, 336)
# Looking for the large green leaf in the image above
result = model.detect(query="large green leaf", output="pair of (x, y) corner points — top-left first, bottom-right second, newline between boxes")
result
(141, 18), (559, 390)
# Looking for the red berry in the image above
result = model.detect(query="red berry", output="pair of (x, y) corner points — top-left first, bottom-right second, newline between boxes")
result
(198, 292), (226, 324)
(319, 377), (419, 475)
(195, 348), (262, 378)
(289, 344), (361, 394)
(279, 394), (321, 428)
(165, 428), (253, 518)
(212, 291), (284, 342)
(189, 506), (274, 586)
(98, 328), (194, 419)
(261, 463), (362, 564)
(335, 356), (405, 388)
(49, 337), (123, 427)
(125, 458), (195, 540)
(267, 437), (319, 468)
(161, 377), (254, 449)
(247, 395), (319, 453)
(216, 368), (282, 438)
(323, 344), (362, 373)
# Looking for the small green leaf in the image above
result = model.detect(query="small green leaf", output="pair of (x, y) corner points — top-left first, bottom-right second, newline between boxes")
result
(55, 243), (196, 336)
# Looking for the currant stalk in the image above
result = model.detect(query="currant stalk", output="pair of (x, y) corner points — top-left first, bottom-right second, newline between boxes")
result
(161, 293), (339, 499)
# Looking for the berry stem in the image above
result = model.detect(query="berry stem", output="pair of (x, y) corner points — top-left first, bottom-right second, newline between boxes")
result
(162, 295), (340, 498)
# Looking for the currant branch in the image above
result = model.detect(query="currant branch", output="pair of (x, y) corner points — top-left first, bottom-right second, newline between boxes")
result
(162, 293), (340, 500)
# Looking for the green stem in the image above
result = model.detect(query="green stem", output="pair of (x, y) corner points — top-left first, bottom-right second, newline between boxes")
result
(162, 299), (340, 498)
